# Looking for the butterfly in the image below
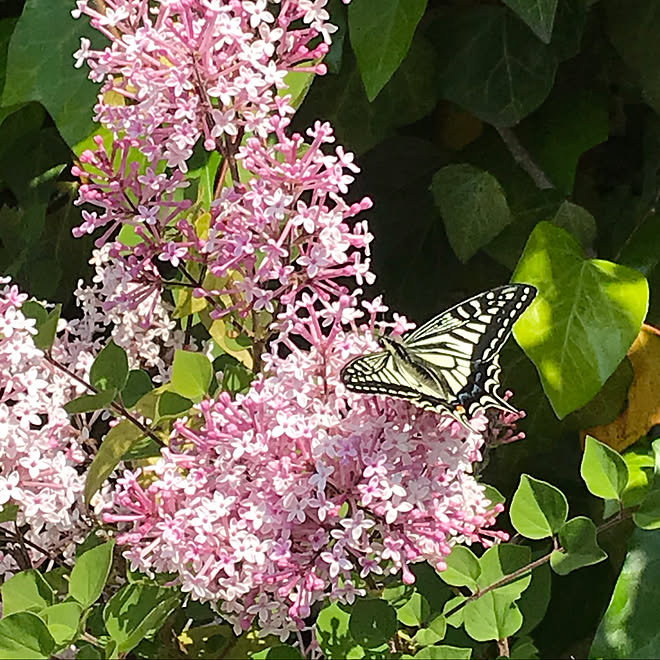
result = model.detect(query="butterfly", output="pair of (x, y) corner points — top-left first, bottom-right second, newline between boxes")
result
(340, 284), (537, 428)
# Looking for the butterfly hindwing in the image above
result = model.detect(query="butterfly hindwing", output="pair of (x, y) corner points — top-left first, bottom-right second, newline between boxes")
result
(340, 284), (537, 426)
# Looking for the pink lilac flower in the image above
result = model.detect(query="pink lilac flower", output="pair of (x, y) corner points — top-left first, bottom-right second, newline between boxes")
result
(72, 0), (337, 166)
(105, 295), (508, 637)
(0, 279), (89, 568)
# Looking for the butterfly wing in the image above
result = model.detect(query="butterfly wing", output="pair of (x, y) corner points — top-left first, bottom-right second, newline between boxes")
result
(339, 347), (454, 412)
(341, 284), (537, 425)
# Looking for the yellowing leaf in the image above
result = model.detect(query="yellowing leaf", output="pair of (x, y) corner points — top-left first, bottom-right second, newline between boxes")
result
(583, 324), (660, 452)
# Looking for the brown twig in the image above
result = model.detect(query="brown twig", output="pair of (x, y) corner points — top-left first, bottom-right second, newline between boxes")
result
(496, 126), (555, 190)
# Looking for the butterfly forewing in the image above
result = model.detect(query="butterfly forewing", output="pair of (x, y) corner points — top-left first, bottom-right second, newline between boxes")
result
(340, 284), (537, 425)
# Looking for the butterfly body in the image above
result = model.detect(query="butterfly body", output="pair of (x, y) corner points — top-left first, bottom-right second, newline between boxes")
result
(340, 284), (537, 427)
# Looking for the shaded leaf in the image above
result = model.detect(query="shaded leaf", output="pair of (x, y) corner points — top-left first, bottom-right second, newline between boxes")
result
(349, 598), (397, 649)
(550, 516), (607, 575)
(65, 388), (117, 415)
(503, 0), (559, 43)
(431, 164), (512, 263)
(90, 340), (129, 392)
(349, 0), (427, 100)
(435, 6), (557, 126)
(2, 0), (98, 145)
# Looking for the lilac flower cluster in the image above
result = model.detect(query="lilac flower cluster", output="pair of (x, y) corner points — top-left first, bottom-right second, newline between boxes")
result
(106, 295), (506, 637)
(0, 280), (88, 577)
(72, 0), (339, 170)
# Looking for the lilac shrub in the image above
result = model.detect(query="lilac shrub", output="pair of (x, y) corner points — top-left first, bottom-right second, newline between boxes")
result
(0, 0), (517, 640)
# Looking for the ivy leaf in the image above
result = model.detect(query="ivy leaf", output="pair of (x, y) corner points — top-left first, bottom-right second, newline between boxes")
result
(606, 0), (660, 116)
(513, 222), (649, 418)
(502, 0), (558, 43)
(431, 164), (512, 263)
(2, 0), (98, 146)
(348, 0), (427, 100)
(550, 516), (607, 575)
(435, 6), (557, 126)
(581, 436), (629, 501)
(510, 474), (568, 539)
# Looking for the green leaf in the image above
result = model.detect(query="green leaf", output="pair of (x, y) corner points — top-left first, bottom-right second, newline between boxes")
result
(413, 646), (472, 659)
(0, 502), (19, 522)
(590, 527), (660, 658)
(412, 614), (446, 645)
(40, 602), (82, 646)
(581, 436), (629, 501)
(157, 390), (193, 418)
(85, 420), (144, 504)
(69, 540), (115, 608)
(518, 90), (609, 194)
(103, 584), (181, 654)
(2, 0), (98, 145)
(120, 369), (154, 408)
(513, 222), (649, 418)
(463, 594), (523, 642)
(606, 1), (660, 116)
(349, 598), (397, 649)
(396, 592), (430, 627)
(502, 0), (558, 42)
(316, 602), (365, 659)
(348, 0), (427, 101)
(1, 569), (54, 615)
(295, 38), (436, 154)
(21, 301), (60, 351)
(440, 546), (481, 590)
(431, 164), (512, 263)
(0, 611), (56, 659)
(510, 474), (568, 539)
(477, 544), (532, 600)
(633, 490), (660, 530)
(435, 6), (557, 126)
(550, 516), (607, 575)
(565, 358), (634, 429)
(90, 340), (129, 392)
(511, 636), (540, 660)
(517, 559), (551, 636)
(552, 201), (597, 250)
(251, 646), (304, 660)
(64, 388), (117, 414)
(171, 349), (213, 400)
